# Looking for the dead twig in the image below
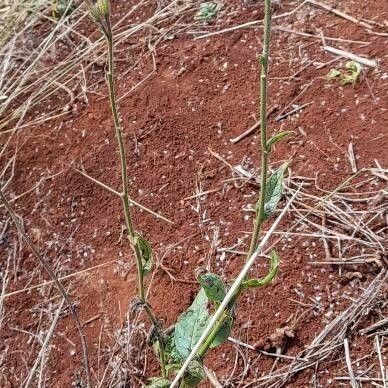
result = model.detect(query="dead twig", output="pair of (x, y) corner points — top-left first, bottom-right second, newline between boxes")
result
(204, 367), (222, 388)
(0, 189), (91, 388)
(344, 338), (359, 388)
(23, 297), (65, 388)
(230, 106), (277, 144)
(323, 46), (377, 68)
(305, 0), (374, 30)
(347, 142), (358, 174)
(75, 167), (174, 224)
(275, 102), (313, 122)
(360, 318), (388, 336)
(258, 269), (387, 387)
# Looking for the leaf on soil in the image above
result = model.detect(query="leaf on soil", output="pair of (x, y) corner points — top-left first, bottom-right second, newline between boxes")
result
(253, 326), (295, 351)
(327, 61), (362, 86)
(342, 61), (362, 85)
(327, 68), (342, 80)
(194, 2), (222, 21)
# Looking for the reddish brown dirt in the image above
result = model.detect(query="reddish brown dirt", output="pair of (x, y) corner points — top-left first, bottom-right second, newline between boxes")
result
(1, 1), (387, 387)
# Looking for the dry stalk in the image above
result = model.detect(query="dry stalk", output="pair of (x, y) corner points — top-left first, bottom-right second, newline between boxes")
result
(0, 189), (92, 387)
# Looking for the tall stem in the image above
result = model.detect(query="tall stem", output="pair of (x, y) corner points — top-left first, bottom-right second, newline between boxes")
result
(246, 0), (271, 261)
(194, 0), (273, 363)
(104, 23), (166, 378)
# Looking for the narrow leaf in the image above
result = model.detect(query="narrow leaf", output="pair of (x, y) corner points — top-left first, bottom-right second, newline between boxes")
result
(196, 272), (226, 302)
(133, 233), (153, 276)
(261, 162), (288, 220)
(267, 131), (294, 150)
(242, 250), (280, 289)
(174, 289), (210, 361)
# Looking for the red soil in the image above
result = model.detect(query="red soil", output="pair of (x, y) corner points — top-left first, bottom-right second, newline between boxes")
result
(1, 1), (387, 387)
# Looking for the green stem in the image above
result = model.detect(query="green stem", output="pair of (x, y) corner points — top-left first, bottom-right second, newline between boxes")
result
(197, 311), (228, 358)
(196, 0), (273, 362)
(103, 22), (166, 378)
(246, 0), (272, 261)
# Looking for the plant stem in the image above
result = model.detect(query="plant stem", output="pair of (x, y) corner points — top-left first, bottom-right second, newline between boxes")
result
(103, 21), (167, 378)
(246, 0), (272, 261)
(197, 311), (228, 358)
(194, 0), (273, 363)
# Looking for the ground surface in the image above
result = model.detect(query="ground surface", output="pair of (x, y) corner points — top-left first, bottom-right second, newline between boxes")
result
(0, 1), (387, 387)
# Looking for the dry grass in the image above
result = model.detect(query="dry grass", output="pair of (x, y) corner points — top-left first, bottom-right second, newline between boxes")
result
(209, 155), (387, 387)
(0, 1), (386, 386)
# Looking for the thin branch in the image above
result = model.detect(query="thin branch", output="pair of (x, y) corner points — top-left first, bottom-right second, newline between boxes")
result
(74, 168), (174, 224)
(0, 189), (91, 388)
(23, 297), (66, 388)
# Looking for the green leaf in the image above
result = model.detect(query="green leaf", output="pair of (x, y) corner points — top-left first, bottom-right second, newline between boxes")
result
(174, 289), (210, 361)
(261, 162), (288, 220)
(327, 68), (341, 80)
(194, 2), (222, 21)
(196, 272), (226, 302)
(183, 359), (206, 386)
(242, 250), (280, 289)
(267, 131), (294, 150)
(327, 62), (362, 86)
(147, 377), (170, 388)
(210, 314), (234, 348)
(132, 233), (153, 276)
(341, 61), (362, 85)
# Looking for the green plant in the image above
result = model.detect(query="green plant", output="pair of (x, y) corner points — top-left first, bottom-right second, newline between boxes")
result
(86, 0), (168, 379)
(194, 2), (222, 21)
(327, 60), (363, 86)
(86, 0), (291, 386)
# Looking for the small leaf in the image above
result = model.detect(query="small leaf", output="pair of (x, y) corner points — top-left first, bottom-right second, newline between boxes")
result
(194, 2), (222, 21)
(196, 272), (226, 302)
(267, 131), (294, 150)
(132, 233), (153, 276)
(341, 61), (362, 85)
(242, 250), (280, 289)
(174, 289), (210, 361)
(147, 377), (170, 388)
(183, 359), (206, 386)
(327, 68), (341, 80)
(210, 314), (234, 348)
(327, 62), (362, 86)
(261, 162), (288, 220)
